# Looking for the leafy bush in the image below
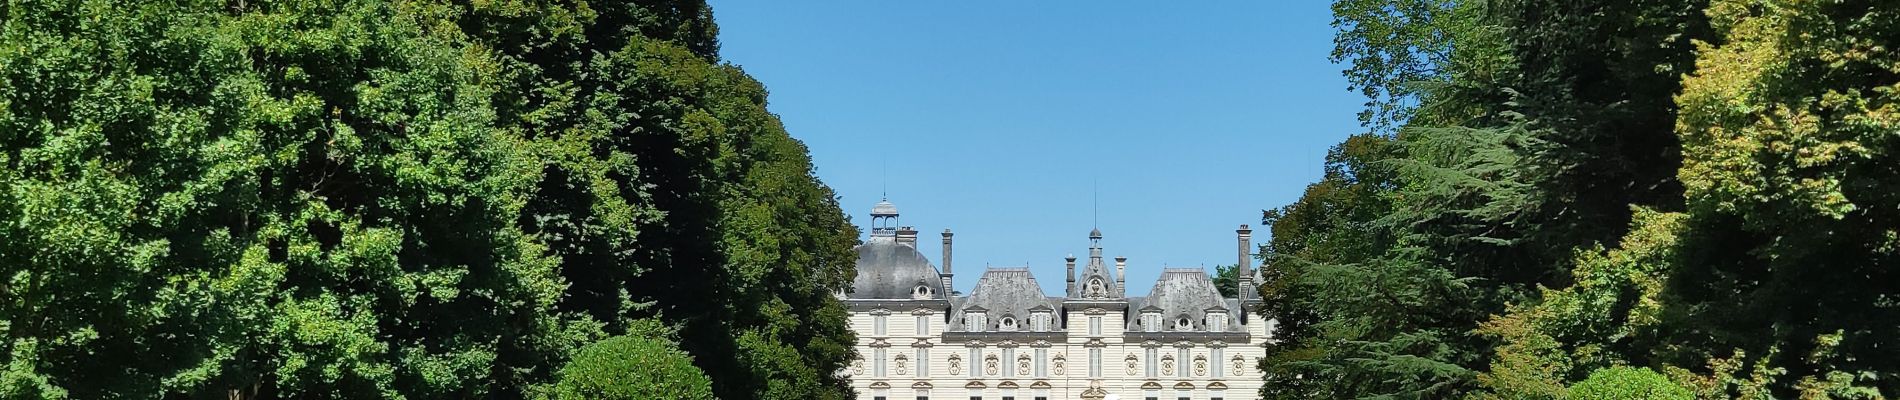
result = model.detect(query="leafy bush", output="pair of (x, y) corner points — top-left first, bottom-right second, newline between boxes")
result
(553, 335), (714, 400)
(1566, 367), (1691, 400)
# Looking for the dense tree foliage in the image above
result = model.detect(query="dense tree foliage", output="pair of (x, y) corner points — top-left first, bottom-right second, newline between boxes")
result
(1263, 0), (1897, 398)
(0, 0), (857, 399)
(552, 325), (713, 400)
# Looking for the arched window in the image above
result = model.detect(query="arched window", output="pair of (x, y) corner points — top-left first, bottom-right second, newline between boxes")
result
(1175, 316), (1193, 331)
(1085, 278), (1107, 298)
(998, 316), (1017, 331)
(912, 285), (933, 299)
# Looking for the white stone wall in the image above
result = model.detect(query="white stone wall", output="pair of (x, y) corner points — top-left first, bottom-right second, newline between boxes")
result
(844, 306), (1270, 400)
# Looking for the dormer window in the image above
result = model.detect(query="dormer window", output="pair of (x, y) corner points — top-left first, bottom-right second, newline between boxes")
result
(998, 316), (1018, 331)
(964, 311), (987, 332)
(1141, 311), (1163, 332)
(1030, 311), (1052, 331)
(1175, 316), (1193, 331)
(1206, 311), (1229, 332)
(912, 285), (933, 299)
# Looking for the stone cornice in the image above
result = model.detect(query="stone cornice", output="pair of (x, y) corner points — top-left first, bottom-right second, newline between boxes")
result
(1122, 331), (1252, 343)
(941, 331), (1067, 342)
(847, 299), (951, 312)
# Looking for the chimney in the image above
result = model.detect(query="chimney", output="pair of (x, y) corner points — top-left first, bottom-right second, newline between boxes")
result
(1114, 256), (1127, 296)
(941, 229), (954, 294)
(896, 226), (918, 247)
(1238, 224), (1255, 302)
(1065, 254), (1078, 297)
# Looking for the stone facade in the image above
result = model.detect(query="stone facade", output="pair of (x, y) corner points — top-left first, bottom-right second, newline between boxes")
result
(842, 200), (1273, 400)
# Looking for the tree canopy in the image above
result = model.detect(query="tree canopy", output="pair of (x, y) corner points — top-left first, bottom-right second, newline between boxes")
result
(1260, 0), (1897, 398)
(1, 0), (857, 398)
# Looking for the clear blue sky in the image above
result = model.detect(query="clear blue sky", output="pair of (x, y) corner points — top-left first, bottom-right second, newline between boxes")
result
(709, 1), (1366, 296)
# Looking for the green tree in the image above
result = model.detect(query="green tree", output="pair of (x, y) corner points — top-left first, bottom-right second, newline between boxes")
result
(1210, 264), (1239, 298)
(553, 333), (714, 400)
(0, 1), (857, 398)
(1659, 0), (1898, 395)
(1566, 367), (1692, 400)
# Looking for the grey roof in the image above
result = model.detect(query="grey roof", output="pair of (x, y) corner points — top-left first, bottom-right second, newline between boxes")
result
(1074, 258), (1120, 299)
(872, 200), (898, 216)
(1089, 227), (1103, 238)
(949, 268), (1060, 332)
(848, 236), (945, 300)
(1126, 268), (1243, 332)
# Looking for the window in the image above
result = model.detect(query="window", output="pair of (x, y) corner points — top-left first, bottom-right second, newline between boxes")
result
(874, 314), (888, 336)
(1088, 316), (1101, 336)
(999, 317), (1017, 331)
(1178, 348), (1190, 378)
(1211, 347), (1224, 378)
(873, 348), (886, 377)
(1142, 312), (1161, 332)
(968, 349), (981, 377)
(917, 315), (930, 336)
(874, 397), (885, 400)
(1145, 348), (1158, 377)
(915, 388), (929, 400)
(1175, 317), (1192, 331)
(1208, 312), (1228, 332)
(918, 348), (930, 377)
(1002, 348), (1015, 377)
(1088, 348), (1102, 377)
(1034, 348), (1047, 377)
(913, 285), (933, 299)
(1030, 313), (1049, 331)
(965, 312), (986, 332)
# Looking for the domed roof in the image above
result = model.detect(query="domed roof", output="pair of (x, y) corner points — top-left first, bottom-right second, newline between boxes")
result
(848, 237), (945, 299)
(1089, 227), (1103, 238)
(871, 199), (899, 216)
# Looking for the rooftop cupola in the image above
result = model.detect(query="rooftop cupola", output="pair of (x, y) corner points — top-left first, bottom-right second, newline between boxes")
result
(1070, 228), (1122, 299)
(870, 199), (899, 237)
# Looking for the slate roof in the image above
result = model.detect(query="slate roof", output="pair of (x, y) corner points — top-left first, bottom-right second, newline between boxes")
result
(948, 268), (1059, 332)
(847, 236), (946, 300)
(1125, 268), (1243, 332)
(871, 200), (898, 216)
(1074, 258), (1120, 299)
